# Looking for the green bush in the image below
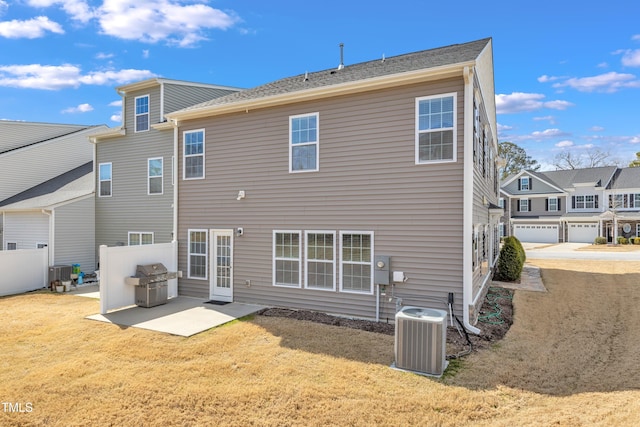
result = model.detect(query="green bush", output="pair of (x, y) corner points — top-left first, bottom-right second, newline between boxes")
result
(495, 237), (524, 282)
(617, 236), (629, 245)
(594, 236), (607, 245)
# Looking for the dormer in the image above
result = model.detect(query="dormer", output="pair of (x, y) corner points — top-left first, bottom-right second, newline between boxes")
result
(518, 176), (531, 191)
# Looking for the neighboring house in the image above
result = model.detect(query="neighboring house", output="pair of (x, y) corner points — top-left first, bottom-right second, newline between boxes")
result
(0, 121), (105, 256)
(89, 79), (241, 256)
(0, 162), (96, 271)
(501, 166), (640, 243)
(165, 38), (500, 332)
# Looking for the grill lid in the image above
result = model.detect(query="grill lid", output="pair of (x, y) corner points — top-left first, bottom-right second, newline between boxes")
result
(135, 263), (168, 277)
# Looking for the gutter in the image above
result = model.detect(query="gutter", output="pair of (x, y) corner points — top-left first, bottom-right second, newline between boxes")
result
(42, 209), (54, 266)
(462, 66), (481, 335)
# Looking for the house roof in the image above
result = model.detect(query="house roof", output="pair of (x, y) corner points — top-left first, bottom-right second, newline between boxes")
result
(115, 77), (243, 94)
(0, 162), (93, 210)
(537, 166), (618, 189)
(609, 167), (640, 190)
(168, 38), (491, 119)
(0, 121), (91, 155)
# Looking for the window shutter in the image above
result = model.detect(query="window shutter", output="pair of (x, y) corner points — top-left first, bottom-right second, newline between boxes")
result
(517, 200), (521, 211)
(595, 195), (599, 208)
(518, 179), (521, 191)
(572, 196), (576, 209)
(545, 199), (549, 211)
(529, 200), (532, 212)
(558, 199), (561, 210)
(530, 179), (533, 190)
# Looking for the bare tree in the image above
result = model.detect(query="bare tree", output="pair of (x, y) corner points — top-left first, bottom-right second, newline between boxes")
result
(553, 148), (615, 170)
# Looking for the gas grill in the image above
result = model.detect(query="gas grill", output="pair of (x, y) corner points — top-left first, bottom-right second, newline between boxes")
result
(127, 263), (170, 308)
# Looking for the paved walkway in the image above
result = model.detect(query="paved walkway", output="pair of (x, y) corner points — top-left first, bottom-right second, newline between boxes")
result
(492, 263), (547, 292)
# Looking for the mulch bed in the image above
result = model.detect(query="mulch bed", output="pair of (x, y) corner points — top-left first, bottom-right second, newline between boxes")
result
(258, 286), (514, 358)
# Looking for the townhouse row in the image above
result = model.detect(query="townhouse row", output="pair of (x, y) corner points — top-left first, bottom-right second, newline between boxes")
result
(2, 38), (501, 331)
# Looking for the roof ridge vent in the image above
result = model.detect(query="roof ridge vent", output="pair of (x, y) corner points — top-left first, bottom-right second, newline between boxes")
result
(381, 53), (385, 63)
(303, 71), (309, 81)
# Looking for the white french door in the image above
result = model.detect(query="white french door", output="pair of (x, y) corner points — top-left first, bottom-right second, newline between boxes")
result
(209, 229), (233, 302)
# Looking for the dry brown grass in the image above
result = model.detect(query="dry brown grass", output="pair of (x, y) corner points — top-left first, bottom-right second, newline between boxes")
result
(1, 259), (640, 426)
(577, 244), (640, 252)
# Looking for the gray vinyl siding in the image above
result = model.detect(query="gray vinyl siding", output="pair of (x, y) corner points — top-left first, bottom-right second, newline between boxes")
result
(0, 121), (87, 153)
(163, 84), (239, 116)
(54, 196), (96, 271)
(178, 78), (466, 320)
(511, 196), (567, 218)
(3, 211), (49, 249)
(96, 84), (175, 256)
(503, 175), (562, 196)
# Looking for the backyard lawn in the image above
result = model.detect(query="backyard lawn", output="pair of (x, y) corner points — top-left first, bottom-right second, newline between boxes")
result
(1, 259), (639, 426)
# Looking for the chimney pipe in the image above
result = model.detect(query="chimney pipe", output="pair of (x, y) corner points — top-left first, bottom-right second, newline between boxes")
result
(338, 43), (344, 70)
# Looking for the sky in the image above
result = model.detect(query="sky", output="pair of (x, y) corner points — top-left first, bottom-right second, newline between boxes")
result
(0, 0), (639, 170)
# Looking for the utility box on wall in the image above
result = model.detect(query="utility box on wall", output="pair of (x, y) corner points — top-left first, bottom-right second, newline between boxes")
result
(374, 255), (391, 285)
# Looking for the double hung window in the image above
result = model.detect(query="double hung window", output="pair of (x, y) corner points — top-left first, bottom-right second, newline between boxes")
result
(305, 232), (336, 290)
(340, 232), (373, 294)
(416, 93), (456, 163)
(128, 232), (153, 246)
(148, 157), (163, 195)
(99, 163), (112, 197)
(188, 230), (208, 279)
(184, 130), (205, 179)
(273, 231), (301, 287)
(290, 113), (319, 172)
(135, 95), (149, 132)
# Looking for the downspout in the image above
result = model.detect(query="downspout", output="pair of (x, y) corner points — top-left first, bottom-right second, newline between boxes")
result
(463, 66), (481, 334)
(172, 119), (179, 243)
(42, 209), (54, 266)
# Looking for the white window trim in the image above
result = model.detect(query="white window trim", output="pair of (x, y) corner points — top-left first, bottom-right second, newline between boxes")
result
(548, 196), (558, 212)
(498, 197), (505, 208)
(520, 176), (530, 191)
(128, 232), (154, 246)
(519, 198), (529, 212)
(183, 129), (206, 180)
(339, 231), (374, 295)
(98, 162), (112, 198)
(273, 230), (302, 288)
(289, 112), (319, 173)
(134, 94), (150, 133)
(6, 241), (17, 250)
(304, 230), (336, 291)
(415, 92), (457, 165)
(188, 229), (208, 280)
(147, 157), (163, 195)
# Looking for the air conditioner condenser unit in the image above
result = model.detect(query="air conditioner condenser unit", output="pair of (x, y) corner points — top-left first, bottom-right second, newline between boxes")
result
(393, 306), (448, 377)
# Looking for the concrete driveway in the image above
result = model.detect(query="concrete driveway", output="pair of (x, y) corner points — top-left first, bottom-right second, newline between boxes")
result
(523, 242), (640, 260)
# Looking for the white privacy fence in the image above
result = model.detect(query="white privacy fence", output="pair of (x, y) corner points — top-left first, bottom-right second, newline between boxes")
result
(0, 248), (48, 297)
(99, 241), (178, 314)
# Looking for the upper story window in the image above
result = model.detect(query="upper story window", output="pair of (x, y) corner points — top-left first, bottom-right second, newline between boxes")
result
(184, 130), (205, 180)
(290, 113), (319, 172)
(135, 95), (149, 132)
(498, 197), (505, 209)
(148, 157), (163, 195)
(519, 176), (530, 191)
(547, 197), (559, 212)
(99, 162), (112, 197)
(573, 195), (598, 210)
(416, 93), (456, 164)
(518, 199), (530, 212)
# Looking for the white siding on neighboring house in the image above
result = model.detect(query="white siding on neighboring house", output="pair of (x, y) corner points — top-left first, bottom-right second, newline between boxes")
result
(54, 196), (96, 272)
(3, 211), (49, 250)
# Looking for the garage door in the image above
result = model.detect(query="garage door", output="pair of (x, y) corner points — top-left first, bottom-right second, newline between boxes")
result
(568, 223), (598, 243)
(513, 224), (559, 243)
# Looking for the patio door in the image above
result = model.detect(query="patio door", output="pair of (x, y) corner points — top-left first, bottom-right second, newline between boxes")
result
(209, 229), (233, 302)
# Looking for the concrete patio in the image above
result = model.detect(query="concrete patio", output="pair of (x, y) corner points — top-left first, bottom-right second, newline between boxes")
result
(81, 290), (265, 337)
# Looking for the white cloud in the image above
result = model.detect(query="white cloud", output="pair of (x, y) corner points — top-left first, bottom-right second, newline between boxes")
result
(551, 72), (640, 93)
(530, 128), (570, 139)
(495, 92), (574, 114)
(95, 52), (114, 59)
(630, 136), (640, 144)
(589, 126), (605, 132)
(621, 49), (640, 67)
(61, 103), (93, 113)
(0, 16), (64, 39)
(142, 49), (150, 59)
(497, 123), (513, 132)
(27, 0), (94, 23)
(0, 63), (156, 90)
(97, 0), (239, 47)
(632, 35), (640, 41)
(0, 1), (8, 17)
(555, 140), (574, 148)
(108, 100), (122, 107)
(110, 113), (121, 123)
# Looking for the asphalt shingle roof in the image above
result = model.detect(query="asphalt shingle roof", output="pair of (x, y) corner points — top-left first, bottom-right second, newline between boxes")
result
(610, 167), (640, 190)
(177, 38), (491, 113)
(534, 166), (618, 189)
